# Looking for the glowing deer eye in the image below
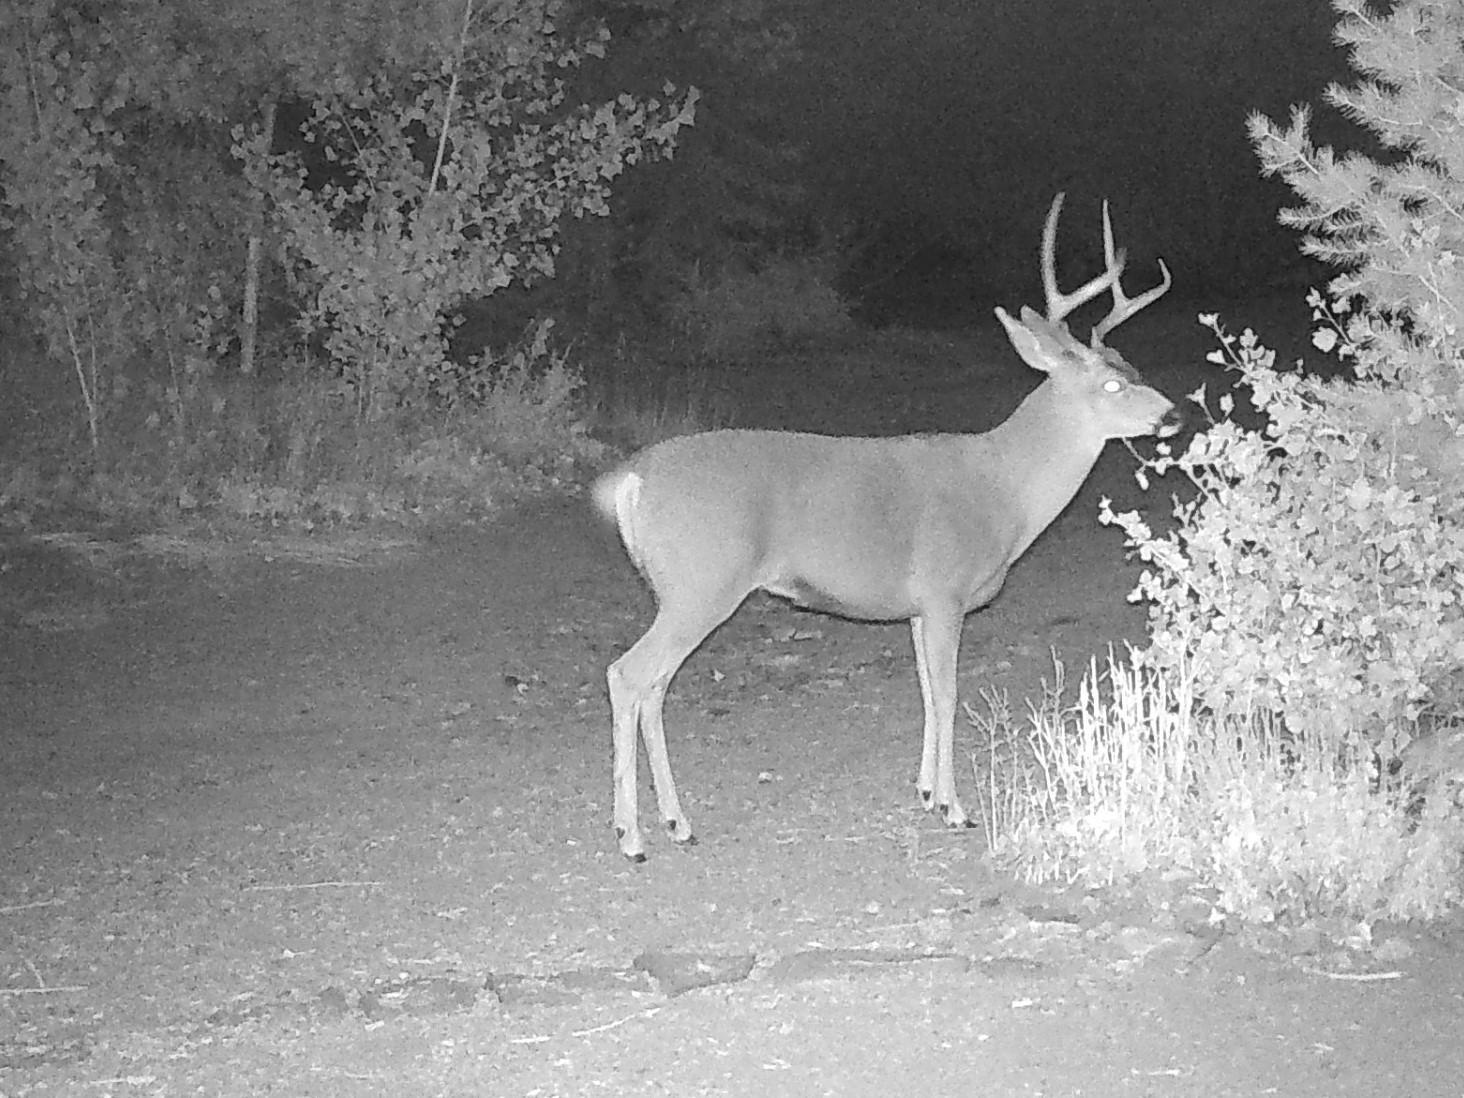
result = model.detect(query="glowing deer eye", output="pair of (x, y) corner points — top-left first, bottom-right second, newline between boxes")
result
(1103, 379), (1124, 394)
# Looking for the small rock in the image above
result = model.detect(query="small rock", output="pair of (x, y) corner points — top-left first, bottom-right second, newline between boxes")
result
(1372, 936), (1414, 963)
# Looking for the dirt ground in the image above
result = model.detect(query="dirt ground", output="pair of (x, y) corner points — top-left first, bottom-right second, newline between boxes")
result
(3, 308), (1463, 1097)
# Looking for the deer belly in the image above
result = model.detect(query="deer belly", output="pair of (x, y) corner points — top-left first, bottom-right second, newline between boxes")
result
(762, 573), (914, 622)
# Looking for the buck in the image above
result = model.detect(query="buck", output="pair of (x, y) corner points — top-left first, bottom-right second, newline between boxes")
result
(594, 193), (1182, 861)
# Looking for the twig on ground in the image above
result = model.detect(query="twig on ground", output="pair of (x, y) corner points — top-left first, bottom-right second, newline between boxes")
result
(0, 898), (64, 914)
(85, 1076), (157, 1087)
(243, 881), (382, 891)
(508, 1006), (663, 1045)
(1301, 967), (1403, 982)
(572, 1006), (662, 1037)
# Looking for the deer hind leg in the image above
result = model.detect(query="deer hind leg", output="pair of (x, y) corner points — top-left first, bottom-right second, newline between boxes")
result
(606, 592), (743, 861)
(910, 611), (972, 828)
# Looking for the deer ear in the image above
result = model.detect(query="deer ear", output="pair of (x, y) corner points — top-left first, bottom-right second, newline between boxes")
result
(995, 306), (1057, 374)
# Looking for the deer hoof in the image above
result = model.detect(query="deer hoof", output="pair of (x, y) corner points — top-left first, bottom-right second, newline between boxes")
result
(665, 819), (697, 844)
(616, 826), (648, 862)
(938, 804), (973, 830)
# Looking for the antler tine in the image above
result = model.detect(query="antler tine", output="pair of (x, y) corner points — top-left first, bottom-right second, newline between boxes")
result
(1041, 192), (1124, 325)
(1090, 199), (1172, 347)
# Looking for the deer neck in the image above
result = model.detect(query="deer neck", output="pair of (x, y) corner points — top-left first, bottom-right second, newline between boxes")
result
(980, 378), (1108, 544)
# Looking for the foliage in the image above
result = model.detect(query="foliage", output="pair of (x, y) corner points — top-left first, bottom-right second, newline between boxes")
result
(206, 329), (604, 523)
(1102, 312), (1464, 752)
(1248, 0), (1464, 338)
(979, 651), (1464, 923)
(0, 329), (606, 528)
(0, 0), (692, 523)
(241, 0), (697, 422)
(437, 318), (604, 476)
(0, 0), (250, 454)
(1100, 0), (1464, 754)
(503, 0), (825, 342)
(1012, 0), (1464, 923)
(0, 1), (138, 451)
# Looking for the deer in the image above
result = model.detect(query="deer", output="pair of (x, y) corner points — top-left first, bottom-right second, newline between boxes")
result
(594, 193), (1182, 861)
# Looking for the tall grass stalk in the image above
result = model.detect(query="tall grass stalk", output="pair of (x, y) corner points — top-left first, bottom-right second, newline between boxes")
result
(976, 647), (1464, 922)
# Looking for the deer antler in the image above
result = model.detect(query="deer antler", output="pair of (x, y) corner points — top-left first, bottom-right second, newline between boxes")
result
(1090, 200), (1171, 347)
(1041, 192), (1124, 325)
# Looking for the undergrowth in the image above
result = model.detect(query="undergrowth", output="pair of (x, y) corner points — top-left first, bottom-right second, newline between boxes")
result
(0, 335), (606, 530)
(977, 649), (1464, 923)
(979, 0), (1464, 925)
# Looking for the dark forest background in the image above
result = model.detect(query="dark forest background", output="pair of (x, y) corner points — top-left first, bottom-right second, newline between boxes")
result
(0, 0), (1365, 522)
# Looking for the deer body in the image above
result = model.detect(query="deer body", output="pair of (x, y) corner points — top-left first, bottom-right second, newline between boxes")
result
(597, 195), (1183, 860)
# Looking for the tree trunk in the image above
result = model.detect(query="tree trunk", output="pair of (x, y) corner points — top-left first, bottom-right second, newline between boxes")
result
(239, 98), (277, 378)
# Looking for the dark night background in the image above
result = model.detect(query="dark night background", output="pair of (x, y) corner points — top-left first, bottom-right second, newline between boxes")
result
(602, 0), (1359, 327)
(0, 0), (1369, 423)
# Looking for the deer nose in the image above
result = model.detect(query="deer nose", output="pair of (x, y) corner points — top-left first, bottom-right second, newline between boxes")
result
(1155, 403), (1188, 438)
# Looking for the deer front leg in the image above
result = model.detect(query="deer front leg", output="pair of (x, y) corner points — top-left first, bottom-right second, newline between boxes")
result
(911, 612), (972, 828)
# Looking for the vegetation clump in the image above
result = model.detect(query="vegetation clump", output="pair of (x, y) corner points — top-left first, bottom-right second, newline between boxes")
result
(984, 0), (1464, 923)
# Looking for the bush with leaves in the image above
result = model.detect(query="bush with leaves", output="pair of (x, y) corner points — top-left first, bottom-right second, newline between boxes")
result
(1102, 0), (1464, 754)
(0, 0), (250, 456)
(1103, 310), (1464, 754)
(0, 2), (139, 452)
(241, 0), (697, 422)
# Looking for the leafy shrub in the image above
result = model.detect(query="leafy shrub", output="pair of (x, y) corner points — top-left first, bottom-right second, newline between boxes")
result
(242, 8), (696, 423)
(1102, 310), (1464, 754)
(0, 1), (676, 524)
(0, 332), (603, 527)
(0, 4), (254, 455)
(1103, 0), (1464, 756)
(998, 0), (1464, 924)
(436, 320), (607, 484)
